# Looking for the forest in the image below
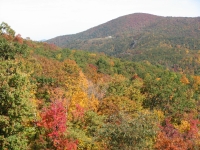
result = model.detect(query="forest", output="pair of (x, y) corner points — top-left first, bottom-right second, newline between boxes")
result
(47, 13), (200, 76)
(1, 22), (200, 150)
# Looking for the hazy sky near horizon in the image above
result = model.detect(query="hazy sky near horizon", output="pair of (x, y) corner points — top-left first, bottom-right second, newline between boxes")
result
(0, 0), (200, 41)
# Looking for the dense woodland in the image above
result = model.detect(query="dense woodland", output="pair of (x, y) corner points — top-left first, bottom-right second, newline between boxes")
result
(47, 13), (200, 75)
(1, 21), (200, 150)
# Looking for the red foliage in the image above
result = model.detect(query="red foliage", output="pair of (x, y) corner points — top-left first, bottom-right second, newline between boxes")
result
(187, 119), (199, 139)
(40, 101), (66, 138)
(155, 119), (200, 150)
(14, 34), (23, 44)
(89, 64), (98, 71)
(24, 40), (34, 47)
(53, 137), (78, 150)
(161, 119), (180, 139)
(37, 100), (78, 150)
(72, 104), (85, 121)
(155, 132), (187, 150)
(43, 42), (58, 51)
(131, 74), (143, 81)
(2, 33), (13, 41)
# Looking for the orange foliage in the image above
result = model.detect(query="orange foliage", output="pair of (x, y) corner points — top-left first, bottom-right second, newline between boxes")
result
(2, 33), (13, 41)
(14, 34), (23, 44)
(155, 119), (200, 150)
(34, 55), (66, 85)
(155, 132), (188, 150)
(193, 75), (200, 90)
(43, 42), (59, 51)
(97, 96), (137, 116)
(180, 74), (190, 84)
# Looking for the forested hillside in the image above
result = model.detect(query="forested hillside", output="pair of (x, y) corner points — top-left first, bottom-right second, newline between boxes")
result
(1, 22), (200, 149)
(47, 13), (200, 75)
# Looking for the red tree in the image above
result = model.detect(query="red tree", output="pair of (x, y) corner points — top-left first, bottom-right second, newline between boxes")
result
(155, 119), (200, 150)
(37, 100), (78, 150)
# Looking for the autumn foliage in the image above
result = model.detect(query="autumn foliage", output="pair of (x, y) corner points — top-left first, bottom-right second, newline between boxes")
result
(155, 119), (200, 150)
(37, 100), (78, 150)
(1, 22), (200, 149)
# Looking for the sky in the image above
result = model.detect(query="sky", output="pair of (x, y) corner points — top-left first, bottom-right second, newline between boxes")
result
(0, 0), (200, 41)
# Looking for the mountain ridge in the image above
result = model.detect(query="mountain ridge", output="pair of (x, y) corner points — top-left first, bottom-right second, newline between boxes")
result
(47, 13), (199, 45)
(46, 13), (162, 43)
(46, 13), (200, 74)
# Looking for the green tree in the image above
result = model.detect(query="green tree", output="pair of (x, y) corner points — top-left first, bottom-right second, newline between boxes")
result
(142, 71), (195, 116)
(68, 110), (105, 150)
(0, 36), (28, 60)
(98, 111), (159, 150)
(0, 60), (36, 150)
(96, 57), (113, 74)
(0, 22), (15, 37)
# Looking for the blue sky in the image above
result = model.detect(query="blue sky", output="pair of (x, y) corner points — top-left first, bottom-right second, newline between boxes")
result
(0, 0), (199, 41)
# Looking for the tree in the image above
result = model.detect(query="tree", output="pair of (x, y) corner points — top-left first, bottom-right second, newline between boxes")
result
(14, 34), (23, 44)
(98, 111), (159, 150)
(0, 35), (28, 60)
(36, 100), (78, 150)
(0, 22), (15, 37)
(96, 57), (113, 75)
(142, 71), (195, 116)
(155, 119), (200, 149)
(97, 96), (139, 116)
(0, 60), (36, 149)
(67, 110), (105, 150)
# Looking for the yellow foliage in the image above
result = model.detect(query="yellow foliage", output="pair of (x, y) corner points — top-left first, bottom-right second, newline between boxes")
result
(55, 53), (62, 60)
(111, 74), (126, 83)
(174, 120), (190, 133)
(77, 139), (100, 150)
(159, 42), (172, 48)
(89, 53), (96, 57)
(156, 78), (161, 81)
(193, 76), (200, 85)
(71, 49), (76, 53)
(29, 49), (34, 54)
(153, 110), (164, 122)
(88, 94), (99, 112)
(65, 76), (80, 96)
(109, 60), (114, 66)
(70, 91), (88, 109)
(180, 75), (190, 84)
(98, 96), (140, 116)
(185, 49), (189, 54)
(79, 71), (89, 90)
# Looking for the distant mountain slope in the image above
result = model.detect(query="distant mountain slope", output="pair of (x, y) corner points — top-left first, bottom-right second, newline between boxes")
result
(47, 13), (200, 73)
(47, 13), (199, 47)
(47, 13), (161, 46)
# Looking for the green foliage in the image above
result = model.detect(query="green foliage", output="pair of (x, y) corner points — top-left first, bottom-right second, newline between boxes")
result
(0, 37), (28, 60)
(0, 22), (15, 37)
(96, 57), (112, 74)
(36, 76), (55, 86)
(68, 111), (105, 150)
(0, 60), (36, 149)
(46, 14), (200, 74)
(142, 70), (196, 116)
(98, 111), (159, 150)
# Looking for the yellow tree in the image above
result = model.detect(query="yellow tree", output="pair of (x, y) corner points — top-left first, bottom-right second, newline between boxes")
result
(63, 59), (99, 117)
(180, 74), (190, 84)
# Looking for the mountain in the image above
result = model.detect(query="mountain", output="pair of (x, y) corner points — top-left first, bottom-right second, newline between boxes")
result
(47, 13), (200, 74)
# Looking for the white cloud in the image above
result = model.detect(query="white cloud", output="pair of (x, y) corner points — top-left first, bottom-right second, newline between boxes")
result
(0, 0), (199, 40)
